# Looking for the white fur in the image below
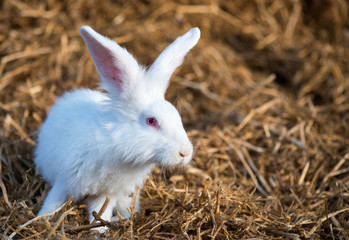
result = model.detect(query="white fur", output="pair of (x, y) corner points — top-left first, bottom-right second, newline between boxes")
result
(35, 26), (200, 232)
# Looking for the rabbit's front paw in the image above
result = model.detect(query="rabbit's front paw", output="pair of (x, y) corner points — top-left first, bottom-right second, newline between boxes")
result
(90, 225), (109, 235)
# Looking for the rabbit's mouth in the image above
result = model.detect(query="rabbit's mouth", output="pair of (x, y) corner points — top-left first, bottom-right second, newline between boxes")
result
(180, 155), (192, 165)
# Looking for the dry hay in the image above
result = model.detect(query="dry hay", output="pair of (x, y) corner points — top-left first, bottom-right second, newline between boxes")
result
(1, 0), (349, 239)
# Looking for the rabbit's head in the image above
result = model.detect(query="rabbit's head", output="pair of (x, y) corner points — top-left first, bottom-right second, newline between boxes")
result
(80, 26), (200, 166)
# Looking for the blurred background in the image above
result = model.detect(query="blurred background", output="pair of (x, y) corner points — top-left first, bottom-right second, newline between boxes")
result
(1, 0), (349, 239)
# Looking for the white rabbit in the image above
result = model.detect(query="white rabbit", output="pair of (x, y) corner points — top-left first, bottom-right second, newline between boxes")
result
(35, 26), (200, 232)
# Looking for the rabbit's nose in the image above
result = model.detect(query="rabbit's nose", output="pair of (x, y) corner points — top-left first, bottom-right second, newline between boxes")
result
(179, 152), (187, 157)
(179, 147), (191, 158)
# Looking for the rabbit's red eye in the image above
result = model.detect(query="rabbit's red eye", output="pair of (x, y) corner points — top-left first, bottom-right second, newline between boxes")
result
(146, 117), (159, 129)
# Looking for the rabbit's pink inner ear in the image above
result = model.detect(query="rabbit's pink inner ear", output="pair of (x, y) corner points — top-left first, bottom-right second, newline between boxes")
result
(82, 33), (123, 89)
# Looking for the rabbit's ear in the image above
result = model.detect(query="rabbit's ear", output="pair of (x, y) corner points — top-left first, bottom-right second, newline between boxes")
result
(80, 26), (141, 98)
(147, 28), (200, 96)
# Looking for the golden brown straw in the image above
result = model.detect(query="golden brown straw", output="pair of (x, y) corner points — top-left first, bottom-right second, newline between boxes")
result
(1, 0), (349, 239)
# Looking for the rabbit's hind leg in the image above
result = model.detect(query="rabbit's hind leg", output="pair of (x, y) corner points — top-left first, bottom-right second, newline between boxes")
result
(37, 182), (68, 216)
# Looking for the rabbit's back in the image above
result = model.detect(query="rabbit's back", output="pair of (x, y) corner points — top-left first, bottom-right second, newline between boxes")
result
(35, 89), (153, 198)
(35, 89), (110, 186)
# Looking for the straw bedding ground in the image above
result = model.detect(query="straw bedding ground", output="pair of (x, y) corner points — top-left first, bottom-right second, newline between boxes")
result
(1, 0), (349, 239)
